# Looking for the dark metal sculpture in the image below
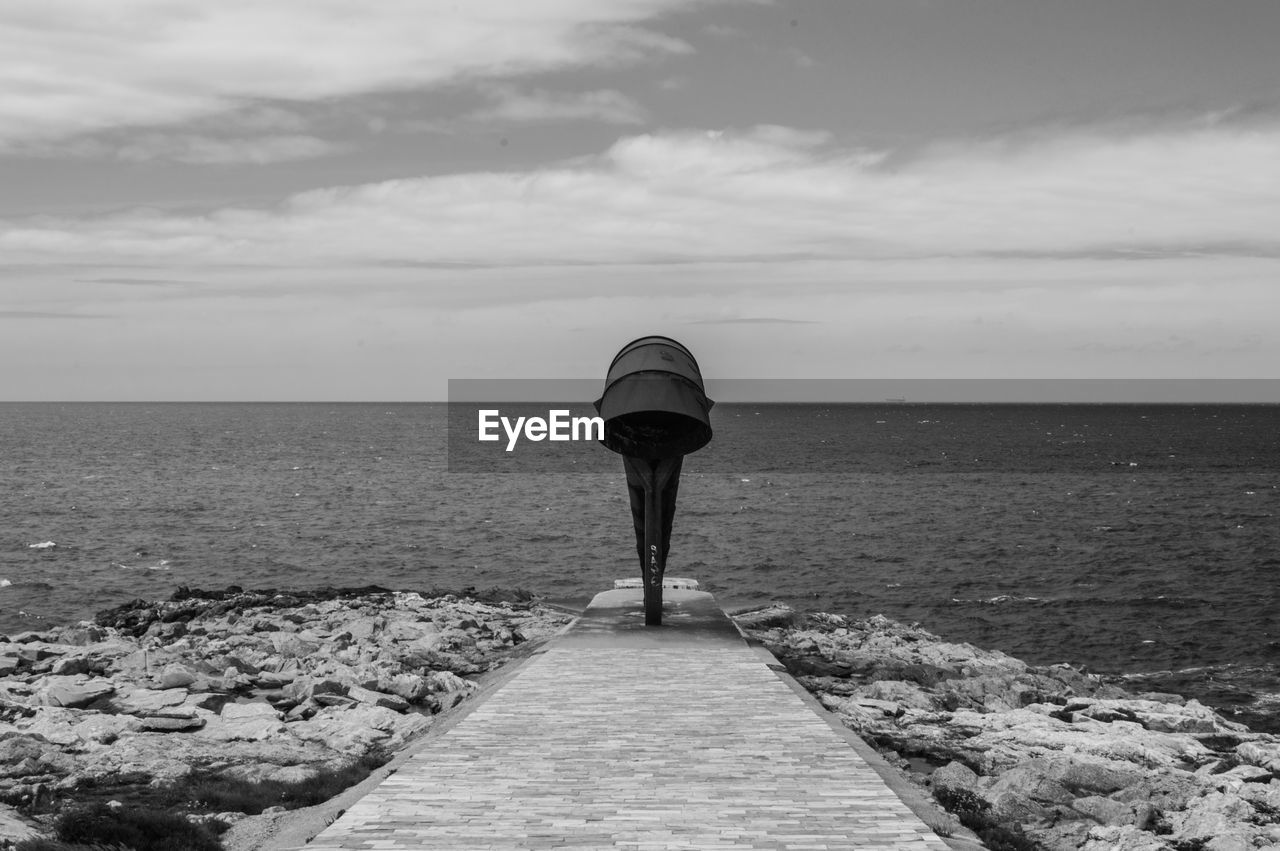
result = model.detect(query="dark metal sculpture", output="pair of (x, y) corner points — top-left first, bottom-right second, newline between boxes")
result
(596, 336), (713, 625)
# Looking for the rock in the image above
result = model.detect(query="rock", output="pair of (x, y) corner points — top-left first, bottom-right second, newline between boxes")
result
(289, 709), (394, 752)
(848, 697), (902, 717)
(37, 675), (116, 708)
(1166, 790), (1258, 844)
(138, 712), (206, 732)
(0, 802), (39, 842)
(731, 603), (798, 630)
(72, 713), (142, 744)
(337, 616), (383, 642)
(1237, 740), (1280, 774)
(944, 709), (1212, 773)
(382, 619), (436, 643)
(222, 763), (323, 786)
(1071, 795), (1133, 825)
(17, 710), (83, 747)
(983, 788), (1054, 823)
(9, 631), (47, 644)
(0, 735), (75, 780)
(1075, 697), (1246, 735)
(1212, 763), (1274, 787)
(109, 687), (188, 715)
(185, 692), (235, 713)
(855, 680), (937, 711)
(158, 663), (199, 689)
(347, 685), (410, 712)
(929, 760), (979, 795)
(271, 632), (320, 659)
(427, 670), (475, 696)
(254, 669), (296, 688)
(48, 625), (108, 646)
(1079, 825), (1168, 851)
(49, 655), (95, 676)
(284, 703), (315, 722)
(1027, 820), (1094, 851)
(985, 764), (1076, 806)
(1111, 770), (1209, 812)
(216, 654), (262, 676)
(286, 677), (347, 702)
(1032, 755), (1146, 796)
(378, 673), (431, 703)
(197, 702), (285, 742)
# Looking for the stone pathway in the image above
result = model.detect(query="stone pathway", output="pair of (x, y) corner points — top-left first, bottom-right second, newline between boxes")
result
(296, 590), (950, 850)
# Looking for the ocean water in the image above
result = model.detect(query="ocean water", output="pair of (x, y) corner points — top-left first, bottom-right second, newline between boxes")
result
(2, 402), (1277, 730)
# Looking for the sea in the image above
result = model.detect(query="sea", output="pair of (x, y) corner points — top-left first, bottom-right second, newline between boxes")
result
(2, 402), (1277, 732)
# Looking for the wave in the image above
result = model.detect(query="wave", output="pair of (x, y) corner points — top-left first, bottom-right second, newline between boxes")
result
(1119, 661), (1279, 681)
(113, 559), (172, 571)
(949, 594), (1208, 609)
(951, 595), (1044, 605)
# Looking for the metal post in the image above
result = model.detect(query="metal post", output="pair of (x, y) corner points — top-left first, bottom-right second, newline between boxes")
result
(637, 457), (681, 625)
(643, 460), (663, 624)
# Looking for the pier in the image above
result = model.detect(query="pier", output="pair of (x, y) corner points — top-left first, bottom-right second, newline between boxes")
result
(290, 587), (957, 850)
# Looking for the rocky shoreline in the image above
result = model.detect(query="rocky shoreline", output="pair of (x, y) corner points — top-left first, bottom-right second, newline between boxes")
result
(735, 605), (1280, 851)
(0, 586), (575, 847)
(1, 592), (1277, 850)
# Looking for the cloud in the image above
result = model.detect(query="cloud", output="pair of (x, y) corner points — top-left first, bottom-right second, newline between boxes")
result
(469, 86), (648, 125)
(115, 133), (341, 164)
(5, 119), (1278, 271)
(0, 0), (714, 147)
(687, 317), (819, 325)
(701, 23), (743, 38)
(35, 132), (341, 164)
(0, 309), (109, 319)
(78, 277), (202, 286)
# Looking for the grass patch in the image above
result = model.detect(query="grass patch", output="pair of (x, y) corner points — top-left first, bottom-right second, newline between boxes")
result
(16, 803), (225, 851)
(19, 748), (392, 851)
(922, 811), (958, 837)
(932, 786), (1042, 851)
(14, 754), (388, 851)
(187, 750), (390, 815)
(16, 842), (132, 851)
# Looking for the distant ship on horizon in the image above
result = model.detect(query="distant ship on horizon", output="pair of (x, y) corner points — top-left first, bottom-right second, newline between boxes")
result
(884, 397), (907, 403)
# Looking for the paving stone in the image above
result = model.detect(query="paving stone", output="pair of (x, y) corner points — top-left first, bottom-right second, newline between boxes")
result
(295, 591), (949, 850)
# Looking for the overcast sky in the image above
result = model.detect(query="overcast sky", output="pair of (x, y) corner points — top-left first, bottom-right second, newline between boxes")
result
(2, 0), (1278, 401)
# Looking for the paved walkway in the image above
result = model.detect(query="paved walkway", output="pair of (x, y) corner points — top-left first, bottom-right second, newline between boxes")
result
(297, 589), (951, 850)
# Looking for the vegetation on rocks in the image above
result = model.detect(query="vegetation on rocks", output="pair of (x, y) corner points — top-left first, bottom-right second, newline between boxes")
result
(16, 801), (225, 851)
(184, 749), (390, 815)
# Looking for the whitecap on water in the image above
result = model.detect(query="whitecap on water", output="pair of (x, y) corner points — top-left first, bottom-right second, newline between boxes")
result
(114, 559), (172, 571)
(28, 541), (57, 549)
(0, 579), (11, 588)
(952, 594), (1043, 604)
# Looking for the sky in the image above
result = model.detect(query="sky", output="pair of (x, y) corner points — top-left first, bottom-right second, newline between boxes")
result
(2, 0), (1279, 401)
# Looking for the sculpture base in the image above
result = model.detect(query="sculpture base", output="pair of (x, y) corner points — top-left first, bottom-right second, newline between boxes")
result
(613, 577), (700, 591)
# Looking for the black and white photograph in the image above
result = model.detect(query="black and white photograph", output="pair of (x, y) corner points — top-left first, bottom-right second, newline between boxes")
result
(2, 2), (1278, 849)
